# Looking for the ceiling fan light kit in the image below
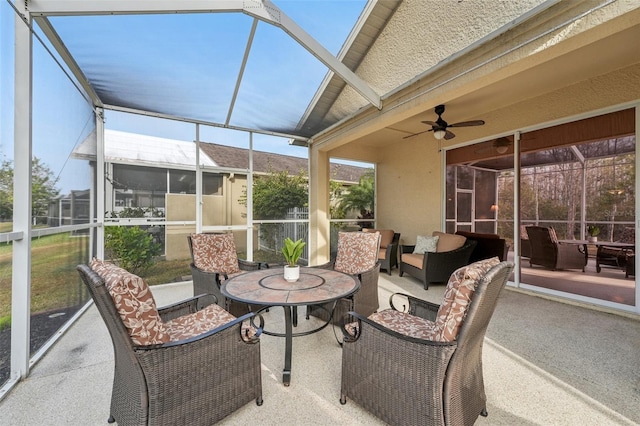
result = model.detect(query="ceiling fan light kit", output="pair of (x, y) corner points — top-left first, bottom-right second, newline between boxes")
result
(403, 104), (486, 141)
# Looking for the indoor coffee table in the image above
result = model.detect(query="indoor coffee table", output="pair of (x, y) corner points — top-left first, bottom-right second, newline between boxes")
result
(221, 267), (359, 386)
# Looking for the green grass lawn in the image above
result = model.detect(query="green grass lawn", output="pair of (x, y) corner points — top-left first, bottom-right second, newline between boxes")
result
(0, 233), (192, 323)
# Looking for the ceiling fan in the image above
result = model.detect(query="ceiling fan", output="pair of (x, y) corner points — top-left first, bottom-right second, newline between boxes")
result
(403, 104), (485, 140)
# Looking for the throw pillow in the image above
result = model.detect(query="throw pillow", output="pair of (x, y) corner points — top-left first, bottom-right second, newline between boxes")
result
(413, 235), (439, 254)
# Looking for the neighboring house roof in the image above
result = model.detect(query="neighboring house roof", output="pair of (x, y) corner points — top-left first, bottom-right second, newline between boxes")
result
(73, 129), (217, 169)
(199, 142), (369, 183)
(74, 130), (369, 184)
(105, 130), (217, 169)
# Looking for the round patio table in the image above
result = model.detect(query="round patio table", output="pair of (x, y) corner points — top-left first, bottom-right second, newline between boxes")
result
(222, 267), (359, 386)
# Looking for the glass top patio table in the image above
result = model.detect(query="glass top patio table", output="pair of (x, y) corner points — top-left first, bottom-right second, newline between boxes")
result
(222, 267), (359, 386)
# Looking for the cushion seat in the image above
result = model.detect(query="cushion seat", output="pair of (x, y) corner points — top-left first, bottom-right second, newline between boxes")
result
(400, 253), (424, 269)
(165, 303), (238, 341)
(366, 309), (438, 340)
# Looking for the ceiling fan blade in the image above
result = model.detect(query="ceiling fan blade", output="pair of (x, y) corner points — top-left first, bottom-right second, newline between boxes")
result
(403, 129), (432, 139)
(421, 120), (438, 126)
(448, 120), (485, 128)
(444, 130), (456, 140)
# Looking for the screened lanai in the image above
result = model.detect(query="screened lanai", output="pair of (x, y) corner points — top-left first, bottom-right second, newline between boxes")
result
(1, 0), (394, 396)
(2, 0), (640, 409)
(445, 108), (636, 306)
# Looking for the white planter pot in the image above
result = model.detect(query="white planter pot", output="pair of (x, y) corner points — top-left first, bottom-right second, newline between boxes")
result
(588, 236), (598, 242)
(283, 265), (300, 282)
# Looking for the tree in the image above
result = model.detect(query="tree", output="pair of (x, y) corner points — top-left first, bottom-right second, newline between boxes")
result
(0, 157), (60, 223)
(32, 157), (60, 223)
(0, 159), (13, 220)
(240, 168), (308, 256)
(250, 169), (308, 220)
(337, 168), (375, 228)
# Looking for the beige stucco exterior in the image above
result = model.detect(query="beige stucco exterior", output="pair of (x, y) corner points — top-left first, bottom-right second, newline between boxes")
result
(165, 176), (250, 260)
(309, 0), (640, 264)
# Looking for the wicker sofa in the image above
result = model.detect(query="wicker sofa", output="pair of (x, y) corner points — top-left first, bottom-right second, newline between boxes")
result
(455, 230), (508, 262)
(78, 260), (263, 425)
(399, 231), (476, 290)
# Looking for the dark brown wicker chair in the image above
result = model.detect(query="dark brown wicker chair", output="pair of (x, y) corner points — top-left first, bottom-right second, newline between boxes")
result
(527, 226), (586, 271)
(307, 231), (381, 325)
(188, 233), (268, 317)
(399, 240), (477, 289)
(78, 264), (263, 426)
(520, 225), (532, 258)
(340, 260), (514, 426)
(363, 229), (401, 275)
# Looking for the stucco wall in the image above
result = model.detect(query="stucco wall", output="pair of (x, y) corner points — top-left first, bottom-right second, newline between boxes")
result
(313, 0), (639, 248)
(164, 176), (250, 260)
(328, 0), (547, 119)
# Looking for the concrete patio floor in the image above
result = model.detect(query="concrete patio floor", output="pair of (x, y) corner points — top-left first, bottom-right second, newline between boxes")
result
(1, 270), (639, 425)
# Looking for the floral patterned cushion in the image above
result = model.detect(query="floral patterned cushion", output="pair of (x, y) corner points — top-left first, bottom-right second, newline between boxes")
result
(90, 258), (169, 346)
(366, 309), (439, 340)
(165, 303), (235, 341)
(433, 256), (500, 341)
(190, 233), (241, 274)
(334, 231), (381, 275)
(360, 257), (501, 342)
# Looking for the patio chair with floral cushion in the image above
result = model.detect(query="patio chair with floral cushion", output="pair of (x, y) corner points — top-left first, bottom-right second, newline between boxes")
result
(306, 231), (381, 326)
(340, 257), (514, 426)
(188, 233), (268, 317)
(79, 259), (263, 426)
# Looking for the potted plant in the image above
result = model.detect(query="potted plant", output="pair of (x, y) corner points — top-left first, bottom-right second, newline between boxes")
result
(282, 238), (306, 282)
(587, 225), (600, 242)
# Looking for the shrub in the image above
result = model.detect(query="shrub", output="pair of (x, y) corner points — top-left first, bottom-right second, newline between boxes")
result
(104, 226), (162, 276)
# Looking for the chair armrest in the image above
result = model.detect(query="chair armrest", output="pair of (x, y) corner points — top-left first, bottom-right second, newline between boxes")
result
(400, 245), (416, 256)
(138, 312), (263, 351)
(389, 292), (439, 322)
(238, 258), (266, 271)
(158, 293), (218, 322)
(341, 311), (456, 351)
(312, 260), (335, 270)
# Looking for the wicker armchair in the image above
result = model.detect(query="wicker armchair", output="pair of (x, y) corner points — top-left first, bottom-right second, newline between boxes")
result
(399, 240), (477, 289)
(527, 226), (586, 271)
(520, 225), (532, 258)
(306, 231), (381, 325)
(340, 259), (514, 426)
(363, 229), (401, 275)
(188, 233), (268, 317)
(78, 262), (263, 426)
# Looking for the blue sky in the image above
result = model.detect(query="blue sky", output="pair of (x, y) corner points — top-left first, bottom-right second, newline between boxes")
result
(1, 1), (370, 193)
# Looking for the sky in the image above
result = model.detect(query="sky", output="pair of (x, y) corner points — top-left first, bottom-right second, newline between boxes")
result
(1, 0), (371, 193)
